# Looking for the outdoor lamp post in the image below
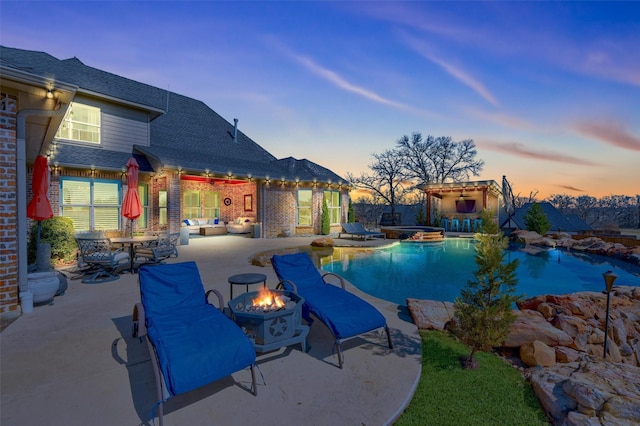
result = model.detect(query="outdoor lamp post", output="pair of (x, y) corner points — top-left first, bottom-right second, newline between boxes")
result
(602, 270), (618, 360)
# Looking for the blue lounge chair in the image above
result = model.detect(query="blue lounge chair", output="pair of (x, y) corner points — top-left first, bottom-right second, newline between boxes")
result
(271, 253), (392, 368)
(339, 222), (386, 240)
(133, 261), (257, 425)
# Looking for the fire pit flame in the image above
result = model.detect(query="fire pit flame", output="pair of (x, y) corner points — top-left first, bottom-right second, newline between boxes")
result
(233, 288), (296, 314)
(253, 288), (286, 310)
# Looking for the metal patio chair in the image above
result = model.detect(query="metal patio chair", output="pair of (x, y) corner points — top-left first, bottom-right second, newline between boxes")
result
(75, 237), (129, 283)
(134, 232), (179, 266)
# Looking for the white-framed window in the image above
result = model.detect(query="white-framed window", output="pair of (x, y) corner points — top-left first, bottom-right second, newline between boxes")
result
(55, 102), (101, 144)
(324, 190), (341, 224)
(159, 190), (168, 226)
(61, 177), (120, 231)
(203, 191), (220, 219)
(297, 189), (312, 226)
(138, 184), (148, 229)
(182, 190), (200, 219)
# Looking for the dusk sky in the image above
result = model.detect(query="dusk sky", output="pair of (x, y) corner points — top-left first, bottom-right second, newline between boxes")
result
(2, 1), (638, 198)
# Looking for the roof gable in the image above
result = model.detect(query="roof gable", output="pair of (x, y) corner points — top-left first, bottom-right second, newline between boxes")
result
(1, 45), (343, 182)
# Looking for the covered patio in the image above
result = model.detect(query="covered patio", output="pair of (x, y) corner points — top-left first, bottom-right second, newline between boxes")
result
(422, 180), (503, 231)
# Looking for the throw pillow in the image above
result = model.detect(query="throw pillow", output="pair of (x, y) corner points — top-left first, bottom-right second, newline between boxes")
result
(214, 218), (219, 224)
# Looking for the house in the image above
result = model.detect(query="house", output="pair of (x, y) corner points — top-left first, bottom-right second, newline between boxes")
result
(501, 202), (592, 234)
(0, 45), (349, 316)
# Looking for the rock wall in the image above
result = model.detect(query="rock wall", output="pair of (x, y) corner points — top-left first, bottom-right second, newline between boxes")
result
(407, 285), (640, 424)
(511, 230), (640, 266)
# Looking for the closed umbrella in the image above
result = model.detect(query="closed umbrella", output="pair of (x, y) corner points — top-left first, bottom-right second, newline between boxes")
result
(27, 155), (54, 247)
(122, 157), (141, 237)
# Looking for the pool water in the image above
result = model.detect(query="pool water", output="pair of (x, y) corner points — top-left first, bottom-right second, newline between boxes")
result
(321, 238), (640, 305)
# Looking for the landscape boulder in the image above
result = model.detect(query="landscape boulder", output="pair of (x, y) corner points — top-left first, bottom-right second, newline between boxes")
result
(406, 298), (455, 330)
(529, 361), (640, 425)
(503, 310), (573, 348)
(520, 340), (556, 367)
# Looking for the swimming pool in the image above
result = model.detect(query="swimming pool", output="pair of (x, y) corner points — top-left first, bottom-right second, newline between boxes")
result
(321, 238), (640, 305)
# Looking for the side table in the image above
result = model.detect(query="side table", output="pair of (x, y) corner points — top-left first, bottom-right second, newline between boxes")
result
(228, 273), (267, 299)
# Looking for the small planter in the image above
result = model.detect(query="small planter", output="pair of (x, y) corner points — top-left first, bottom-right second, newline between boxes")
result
(27, 271), (59, 305)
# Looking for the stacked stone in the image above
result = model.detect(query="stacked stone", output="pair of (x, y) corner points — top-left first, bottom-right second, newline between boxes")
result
(407, 286), (640, 424)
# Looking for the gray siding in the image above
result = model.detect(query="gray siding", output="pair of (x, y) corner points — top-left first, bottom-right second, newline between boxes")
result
(101, 108), (150, 152)
(61, 95), (150, 153)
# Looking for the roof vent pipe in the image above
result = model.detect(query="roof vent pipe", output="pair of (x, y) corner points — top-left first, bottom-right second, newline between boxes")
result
(233, 118), (238, 143)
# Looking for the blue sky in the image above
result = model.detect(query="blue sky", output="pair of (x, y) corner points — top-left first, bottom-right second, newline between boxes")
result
(2, 1), (639, 198)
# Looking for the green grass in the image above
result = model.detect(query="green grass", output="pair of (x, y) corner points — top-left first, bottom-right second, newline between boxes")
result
(396, 330), (549, 426)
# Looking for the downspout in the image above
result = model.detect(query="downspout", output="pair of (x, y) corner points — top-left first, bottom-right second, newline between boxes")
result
(16, 107), (66, 292)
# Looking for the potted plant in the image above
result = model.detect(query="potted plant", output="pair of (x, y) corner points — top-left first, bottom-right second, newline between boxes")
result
(27, 217), (75, 304)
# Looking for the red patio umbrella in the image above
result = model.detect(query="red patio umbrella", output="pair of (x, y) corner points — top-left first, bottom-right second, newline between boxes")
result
(27, 155), (54, 246)
(122, 157), (142, 236)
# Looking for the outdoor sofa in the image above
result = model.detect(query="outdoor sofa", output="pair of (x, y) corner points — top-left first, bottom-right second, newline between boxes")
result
(226, 217), (255, 234)
(181, 218), (226, 235)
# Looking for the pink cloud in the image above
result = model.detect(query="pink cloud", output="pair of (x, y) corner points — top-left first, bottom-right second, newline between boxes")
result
(480, 140), (601, 166)
(573, 120), (640, 152)
(398, 33), (499, 107)
(466, 108), (531, 130)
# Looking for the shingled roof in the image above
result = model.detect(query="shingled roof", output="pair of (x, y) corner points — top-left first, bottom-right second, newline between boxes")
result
(1, 45), (344, 183)
(504, 202), (592, 233)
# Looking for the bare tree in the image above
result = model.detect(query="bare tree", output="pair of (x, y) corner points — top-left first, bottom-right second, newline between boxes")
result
(546, 194), (574, 214)
(347, 149), (410, 226)
(513, 189), (539, 209)
(597, 195), (634, 230)
(574, 195), (598, 225)
(396, 133), (484, 184)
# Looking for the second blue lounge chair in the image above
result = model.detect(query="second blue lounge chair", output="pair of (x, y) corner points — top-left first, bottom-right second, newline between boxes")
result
(271, 253), (392, 368)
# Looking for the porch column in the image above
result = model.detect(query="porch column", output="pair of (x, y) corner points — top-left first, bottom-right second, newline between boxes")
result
(425, 191), (432, 226)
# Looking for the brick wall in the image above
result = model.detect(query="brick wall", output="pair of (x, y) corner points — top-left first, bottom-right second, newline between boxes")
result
(0, 94), (18, 315)
(262, 183), (348, 238)
(179, 177), (257, 224)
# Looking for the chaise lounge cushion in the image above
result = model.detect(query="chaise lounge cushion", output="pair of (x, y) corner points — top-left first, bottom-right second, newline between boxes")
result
(271, 253), (387, 340)
(139, 262), (256, 396)
(147, 304), (255, 395)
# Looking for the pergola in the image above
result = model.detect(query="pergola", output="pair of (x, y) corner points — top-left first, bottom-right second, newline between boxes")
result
(422, 180), (502, 227)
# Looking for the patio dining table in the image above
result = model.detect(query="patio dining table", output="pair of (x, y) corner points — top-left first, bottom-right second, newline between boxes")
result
(110, 235), (158, 273)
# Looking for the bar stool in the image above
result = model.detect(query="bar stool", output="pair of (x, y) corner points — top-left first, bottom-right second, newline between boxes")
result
(450, 217), (460, 232)
(473, 218), (483, 232)
(441, 218), (449, 231)
(461, 218), (471, 232)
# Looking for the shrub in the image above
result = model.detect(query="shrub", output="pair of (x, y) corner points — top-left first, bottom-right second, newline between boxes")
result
(347, 198), (355, 223)
(453, 209), (521, 368)
(433, 208), (442, 227)
(28, 216), (77, 266)
(415, 206), (426, 226)
(321, 197), (330, 235)
(524, 202), (551, 235)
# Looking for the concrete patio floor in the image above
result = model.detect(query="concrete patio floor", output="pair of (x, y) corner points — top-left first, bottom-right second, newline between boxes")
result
(1, 235), (422, 426)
